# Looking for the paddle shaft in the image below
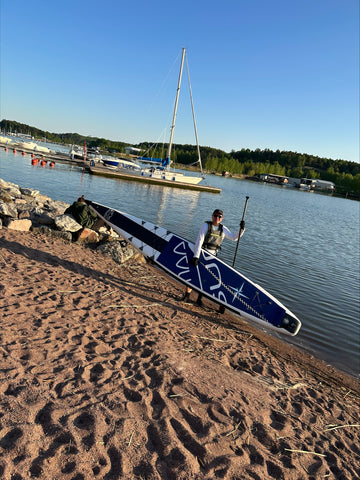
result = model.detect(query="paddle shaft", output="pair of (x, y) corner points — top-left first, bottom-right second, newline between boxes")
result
(232, 196), (249, 267)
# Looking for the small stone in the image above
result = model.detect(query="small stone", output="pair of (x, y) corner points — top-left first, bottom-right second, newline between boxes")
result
(76, 228), (99, 244)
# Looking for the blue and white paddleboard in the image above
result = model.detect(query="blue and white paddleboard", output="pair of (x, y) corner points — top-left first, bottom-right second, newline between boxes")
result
(88, 200), (301, 336)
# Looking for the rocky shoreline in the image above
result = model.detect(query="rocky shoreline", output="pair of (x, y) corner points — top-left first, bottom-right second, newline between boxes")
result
(0, 177), (142, 266)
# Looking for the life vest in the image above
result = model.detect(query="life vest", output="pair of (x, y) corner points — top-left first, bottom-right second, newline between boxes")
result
(202, 221), (224, 252)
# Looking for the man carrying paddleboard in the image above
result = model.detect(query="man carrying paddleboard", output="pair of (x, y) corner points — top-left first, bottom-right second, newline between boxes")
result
(182, 208), (246, 311)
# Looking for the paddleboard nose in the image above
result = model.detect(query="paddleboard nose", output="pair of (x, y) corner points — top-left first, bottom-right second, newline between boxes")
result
(279, 314), (301, 336)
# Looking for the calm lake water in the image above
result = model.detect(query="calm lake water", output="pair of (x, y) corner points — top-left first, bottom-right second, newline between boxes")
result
(1, 146), (359, 377)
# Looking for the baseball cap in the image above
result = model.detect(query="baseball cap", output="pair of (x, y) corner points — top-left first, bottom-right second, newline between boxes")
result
(213, 209), (223, 216)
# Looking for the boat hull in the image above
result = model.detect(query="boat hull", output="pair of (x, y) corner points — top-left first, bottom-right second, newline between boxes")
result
(102, 159), (120, 167)
(141, 168), (203, 185)
(15, 141), (53, 154)
(87, 200), (301, 336)
(102, 157), (141, 171)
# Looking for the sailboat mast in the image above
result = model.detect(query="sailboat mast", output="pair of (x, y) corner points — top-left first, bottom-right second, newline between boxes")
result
(186, 54), (204, 177)
(165, 47), (186, 166)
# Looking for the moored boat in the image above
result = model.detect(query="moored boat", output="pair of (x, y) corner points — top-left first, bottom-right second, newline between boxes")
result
(0, 135), (16, 146)
(102, 159), (119, 168)
(102, 156), (141, 171)
(135, 47), (205, 186)
(140, 166), (203, 185)
(14, 140), (53, 154)
(69, 145), (86, 160)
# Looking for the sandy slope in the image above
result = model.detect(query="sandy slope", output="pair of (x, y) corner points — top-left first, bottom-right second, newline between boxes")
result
(0, 228), (359, 480)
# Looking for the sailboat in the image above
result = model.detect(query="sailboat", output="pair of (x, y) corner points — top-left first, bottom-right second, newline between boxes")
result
(88, 48), (221, 192)
(138, 47), (205, 186)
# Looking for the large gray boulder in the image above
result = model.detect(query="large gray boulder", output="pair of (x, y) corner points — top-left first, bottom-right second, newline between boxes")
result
(20, 187), (40, 197)
(0, 200), (18, 218)
(54, 214), (82, 232)
(0, 179), (22, 198)
(31, 225), (73, 242)
(97, 240), (141, 264)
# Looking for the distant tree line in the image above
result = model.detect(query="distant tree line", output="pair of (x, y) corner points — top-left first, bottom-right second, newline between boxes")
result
(1, 119), (359, 194)
(135, 142), (360, 194)
(0, 119), (127, 154)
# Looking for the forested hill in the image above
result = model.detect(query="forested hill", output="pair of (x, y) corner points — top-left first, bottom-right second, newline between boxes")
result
(1, 119), (359, 193)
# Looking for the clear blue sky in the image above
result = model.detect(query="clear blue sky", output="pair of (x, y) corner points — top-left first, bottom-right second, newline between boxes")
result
(1, 0), (358, 162)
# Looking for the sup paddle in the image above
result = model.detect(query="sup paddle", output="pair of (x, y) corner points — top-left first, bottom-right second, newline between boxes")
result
(232, 196), (249, 267)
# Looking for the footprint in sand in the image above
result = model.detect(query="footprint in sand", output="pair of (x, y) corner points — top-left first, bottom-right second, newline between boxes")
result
(0, 427), (23, 450)
(269, 409), (287, 431)
(150, 390), (167, 420)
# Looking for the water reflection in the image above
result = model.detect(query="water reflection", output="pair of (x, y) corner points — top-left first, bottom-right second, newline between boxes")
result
(156, 187), (201, 227)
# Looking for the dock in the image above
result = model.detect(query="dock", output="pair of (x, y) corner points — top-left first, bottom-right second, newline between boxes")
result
(87, 165), (222, 194)
(2, 143), (86, 167)
(2, 143), (221, 193)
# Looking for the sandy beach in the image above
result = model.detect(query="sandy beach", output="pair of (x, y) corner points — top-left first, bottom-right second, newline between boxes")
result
(0, 227), (359, 480)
